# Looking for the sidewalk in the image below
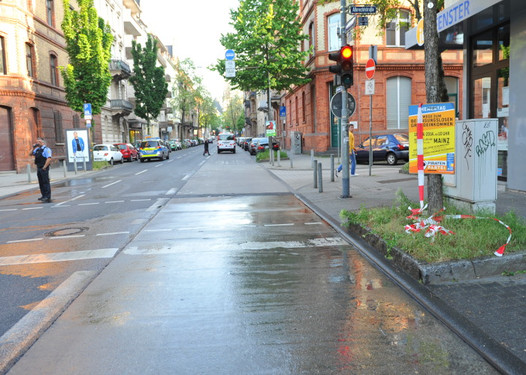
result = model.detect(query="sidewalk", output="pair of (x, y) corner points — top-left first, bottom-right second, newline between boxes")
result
(260, 152), (526, 374)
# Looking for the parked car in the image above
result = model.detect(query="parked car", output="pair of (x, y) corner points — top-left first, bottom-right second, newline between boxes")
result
(355, 133), (409, 165)
(93, 144), (123, 164)
(168, 140), (182, 151)
(249, 137), (266, 155)
(256, 138), (270, 153)
(114, 143), (138, 162)
(138, 138), (170, 162)
(243, 137), (252, 151)
(217, 133), (236, 153)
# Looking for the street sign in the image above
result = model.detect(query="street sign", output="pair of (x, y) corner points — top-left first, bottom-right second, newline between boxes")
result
(365, 79), (375, 95)
(83, 103), (92, 120)
(330, 92), (356, 118)
(349, 5), (377, 14)
(279, 105), (286, 118)
(365, 58), (376, 79)
(225, 49), (235, 61)
(225, 60), (236, 77)
(358, 16), (368, 26)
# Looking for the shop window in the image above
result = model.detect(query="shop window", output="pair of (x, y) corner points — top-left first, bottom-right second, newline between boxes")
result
(386, 77), (411, 129)
(386, 10), (410, 47)
(50, 54), (59, 86)
(26, 43), (34, 78)
(328, 14), (340, 52)
(0, 37), (6, 75)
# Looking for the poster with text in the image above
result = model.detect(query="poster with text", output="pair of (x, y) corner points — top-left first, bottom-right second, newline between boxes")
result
(66, 129), (90, 163)
(408, 103), (456, 174)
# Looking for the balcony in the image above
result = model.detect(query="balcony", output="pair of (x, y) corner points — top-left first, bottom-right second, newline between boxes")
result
(109, 60), (131, 80)
(110, 99), (133, 116)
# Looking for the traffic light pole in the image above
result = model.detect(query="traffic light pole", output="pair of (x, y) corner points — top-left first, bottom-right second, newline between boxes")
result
(340, 0), (350, 198)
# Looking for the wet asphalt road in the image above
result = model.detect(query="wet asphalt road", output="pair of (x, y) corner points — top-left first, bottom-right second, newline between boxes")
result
(3, 146), (498, 374)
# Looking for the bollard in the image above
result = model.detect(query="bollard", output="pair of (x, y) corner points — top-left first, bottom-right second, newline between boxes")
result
(290, 152), (293, 168)
(310, 149), (314, 163)
(277, 149), (281, 167)
(330, 154), (335, 182)
(26, 164), (31, 183)
(83, 156), (87, 172)
(63, 160), (67, 178)
(318, 162), (323, 193)
(313, 159), (318, 189)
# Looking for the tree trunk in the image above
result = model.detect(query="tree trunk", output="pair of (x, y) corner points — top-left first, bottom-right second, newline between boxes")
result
(424, 0), (444, 213)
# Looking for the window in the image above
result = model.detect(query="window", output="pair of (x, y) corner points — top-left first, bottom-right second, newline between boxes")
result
(386, 76), (411, 129)
(46, 0), (54, 27)
(308, 22), (315, 58)
(0, 37), (6, 74)
(54, 111), (63, 142)
(50, 54), (58, 86)
(445, 77), (459, 115)
(386, 9), (410, 47)
(302, 92), (306, 123)
(26, 43), (34, 77)
(328, 14), (340, 52)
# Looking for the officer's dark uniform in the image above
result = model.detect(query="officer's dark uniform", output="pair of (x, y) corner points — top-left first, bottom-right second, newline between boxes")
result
(34, 146), (51, 201)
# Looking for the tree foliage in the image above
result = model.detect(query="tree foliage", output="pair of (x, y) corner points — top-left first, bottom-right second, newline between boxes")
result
(172, 59), (200, 132)
(60, 0), (113, 117)
(214, 0), (311, 93)
(129, 34), (168, 128)
(222, 93), (245, 133)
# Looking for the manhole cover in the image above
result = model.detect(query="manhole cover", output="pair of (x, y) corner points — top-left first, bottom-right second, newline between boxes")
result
(46, 227), (88, 237)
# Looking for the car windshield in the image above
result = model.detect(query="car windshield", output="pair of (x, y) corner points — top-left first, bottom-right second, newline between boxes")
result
(116, 144), (126, 150)
(218, 134), (234, 141)
(140, 141), (159, 148)
(93, 145), (107, 151)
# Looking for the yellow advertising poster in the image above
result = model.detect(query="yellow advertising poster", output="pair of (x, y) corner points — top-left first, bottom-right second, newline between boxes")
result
(409, 103), (456, 174)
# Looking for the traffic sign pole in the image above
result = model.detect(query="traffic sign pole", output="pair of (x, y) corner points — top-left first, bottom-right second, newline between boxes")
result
(340, 0), (350, 198)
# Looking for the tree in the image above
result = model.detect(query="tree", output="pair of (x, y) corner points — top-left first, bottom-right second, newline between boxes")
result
(129, 34), (168, 134)
(61, 0), (113, 135)
(222, 94), (245, 134)
(172, 59), (201, 140)
(214, 0), (311, 108)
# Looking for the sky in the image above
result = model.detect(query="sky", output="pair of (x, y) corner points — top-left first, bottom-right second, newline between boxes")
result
(140, 0), (241, 103)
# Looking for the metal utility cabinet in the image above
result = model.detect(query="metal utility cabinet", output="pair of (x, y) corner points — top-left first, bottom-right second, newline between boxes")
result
(444, 119), (498, 213)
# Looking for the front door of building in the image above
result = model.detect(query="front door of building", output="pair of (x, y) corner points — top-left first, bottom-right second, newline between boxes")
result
(0, 106), (14, 171)
(329, 83), (339, 148)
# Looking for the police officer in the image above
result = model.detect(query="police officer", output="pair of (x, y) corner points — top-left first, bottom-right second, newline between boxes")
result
(32, 137), (52, 203)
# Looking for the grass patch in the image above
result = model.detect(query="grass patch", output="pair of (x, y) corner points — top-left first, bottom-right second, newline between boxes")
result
(340, 189), (526, 263)
(256, 150), (288, 162)
(92, 161), (111, 170)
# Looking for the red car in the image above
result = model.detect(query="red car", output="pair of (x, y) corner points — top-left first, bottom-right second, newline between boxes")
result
(114, 143), (138, 162)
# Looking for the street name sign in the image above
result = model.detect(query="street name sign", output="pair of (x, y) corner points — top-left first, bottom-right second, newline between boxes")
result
(349, 5), (377, 14)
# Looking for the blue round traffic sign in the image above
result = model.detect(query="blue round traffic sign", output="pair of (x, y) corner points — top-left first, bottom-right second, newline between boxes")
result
(225, 49), (235, 61)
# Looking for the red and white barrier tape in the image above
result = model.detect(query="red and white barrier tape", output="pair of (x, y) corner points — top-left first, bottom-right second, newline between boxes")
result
(405, 208), (512, 256)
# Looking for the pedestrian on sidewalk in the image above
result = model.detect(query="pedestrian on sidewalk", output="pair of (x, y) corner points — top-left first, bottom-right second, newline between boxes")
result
(31, 137), (52, 203)
(336, 123), (356, 177)
(203, 139), (210, 156)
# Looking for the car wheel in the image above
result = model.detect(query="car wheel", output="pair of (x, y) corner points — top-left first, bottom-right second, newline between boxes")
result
(233, 148), (236, 154)
(120, 157), (124, 164)
(140, 158), (144, 163)
(386, 153), (398, 165)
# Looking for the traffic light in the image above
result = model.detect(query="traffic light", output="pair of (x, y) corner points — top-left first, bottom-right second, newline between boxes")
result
(328, 45), (354, 89)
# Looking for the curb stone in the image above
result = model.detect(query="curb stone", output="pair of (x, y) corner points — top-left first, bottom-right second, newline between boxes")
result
(346, 222), (526, 285)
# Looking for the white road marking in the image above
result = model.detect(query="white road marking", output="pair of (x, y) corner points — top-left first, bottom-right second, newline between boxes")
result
(55, 194), (85, 206)
(49, 235), (86, 240)
(305, 222), (323, 225)
(165, 188), (177, 195)
(0, 209), (17, 212)
(78, 202), (99, 206)
(135, 169), (148, 176)
(182, 174), (190, 181)
(145, 228), (172, 232)
(0, 271), (96, 372)
(6, 238), (43, 244)
(124, 237), (349, 255)
(105, 200), (125, 204)
(102, 180), (121, 189)
(131, 199), (151, 202)
(264, 223), (295, 227)
(0, 248), (118, 266)
(22, 207), (43, 211)
(96, 231), (130, 236)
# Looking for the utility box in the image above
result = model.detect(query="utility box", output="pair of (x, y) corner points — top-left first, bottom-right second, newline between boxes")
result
(291, 131), (302, 154)
(443, 119), (498, 213)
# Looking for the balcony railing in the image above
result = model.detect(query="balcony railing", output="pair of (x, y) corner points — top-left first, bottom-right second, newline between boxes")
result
(109, 60), (132, 80)
(110, 99), (133, 116)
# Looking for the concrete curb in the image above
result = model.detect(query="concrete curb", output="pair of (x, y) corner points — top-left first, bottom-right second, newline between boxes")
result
(347, 222), (526, 284)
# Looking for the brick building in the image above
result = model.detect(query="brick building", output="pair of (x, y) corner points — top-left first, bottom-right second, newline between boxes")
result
(282, 0), (463, 154)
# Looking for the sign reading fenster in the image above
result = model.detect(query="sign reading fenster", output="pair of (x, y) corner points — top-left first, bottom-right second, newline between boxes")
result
(386, 76), (411, 129)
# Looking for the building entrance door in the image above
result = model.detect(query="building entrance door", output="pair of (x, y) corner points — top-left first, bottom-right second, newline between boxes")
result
(0, 107), (14, 171)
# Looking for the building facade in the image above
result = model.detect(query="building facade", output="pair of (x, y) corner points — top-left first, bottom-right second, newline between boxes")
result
(282, 0), (463, 154)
